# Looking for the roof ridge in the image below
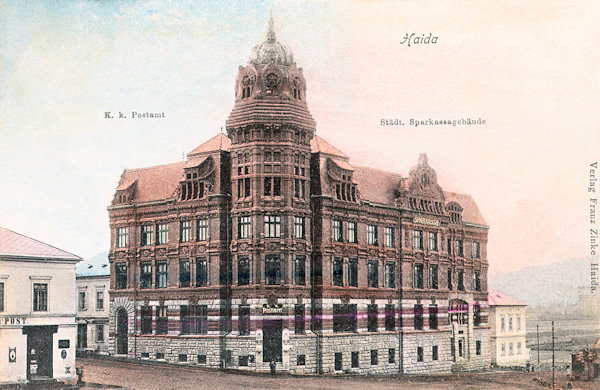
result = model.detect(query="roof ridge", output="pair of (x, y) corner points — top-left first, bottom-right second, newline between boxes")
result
(124, 160), (186, 173)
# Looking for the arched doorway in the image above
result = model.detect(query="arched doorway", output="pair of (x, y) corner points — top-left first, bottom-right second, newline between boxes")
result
(116, 308), (128, 355)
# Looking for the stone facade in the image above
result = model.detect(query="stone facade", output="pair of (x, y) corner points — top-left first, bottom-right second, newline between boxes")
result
(107, 19), (491, 375)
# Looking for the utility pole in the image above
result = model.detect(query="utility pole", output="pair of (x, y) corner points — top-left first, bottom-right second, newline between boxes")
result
(537, 324), (540, 368)
(552, 320), (555, 389)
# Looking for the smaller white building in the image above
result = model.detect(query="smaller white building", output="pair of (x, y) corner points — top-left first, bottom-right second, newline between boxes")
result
(0, 227), (81, 385)
(76, 254), (110, 355)
(488, 289), (530, 367)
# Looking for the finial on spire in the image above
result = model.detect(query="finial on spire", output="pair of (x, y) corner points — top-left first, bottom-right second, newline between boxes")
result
(266, 8), (276, 43)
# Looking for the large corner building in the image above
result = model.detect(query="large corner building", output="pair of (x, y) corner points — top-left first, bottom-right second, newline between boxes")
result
(107, 21), (490, 375)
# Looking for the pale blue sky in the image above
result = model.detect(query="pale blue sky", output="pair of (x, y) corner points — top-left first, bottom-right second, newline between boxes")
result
(1, 1), (598, 275)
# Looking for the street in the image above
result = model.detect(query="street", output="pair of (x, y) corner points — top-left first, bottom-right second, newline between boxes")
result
(76, 357), (598, 390)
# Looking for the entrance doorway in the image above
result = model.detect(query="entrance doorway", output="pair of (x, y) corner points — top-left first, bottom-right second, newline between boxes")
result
(77, 323), (87, 350)
(262, 318), (282, 362)
(24, 326), (57, 379)
(116, 308), (128, 355)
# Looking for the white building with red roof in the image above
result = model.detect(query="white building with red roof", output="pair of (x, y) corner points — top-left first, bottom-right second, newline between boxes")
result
(488, 289), (530, 367)
(0, 227), (81, 385)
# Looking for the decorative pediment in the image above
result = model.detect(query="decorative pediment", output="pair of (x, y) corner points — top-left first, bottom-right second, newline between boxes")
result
(406, 154), (444, 201)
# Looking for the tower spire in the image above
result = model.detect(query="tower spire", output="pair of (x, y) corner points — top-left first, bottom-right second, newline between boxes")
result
(266, 9), (276, 43)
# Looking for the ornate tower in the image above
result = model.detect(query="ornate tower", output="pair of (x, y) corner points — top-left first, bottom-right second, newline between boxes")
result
(225, 18), (316, 366)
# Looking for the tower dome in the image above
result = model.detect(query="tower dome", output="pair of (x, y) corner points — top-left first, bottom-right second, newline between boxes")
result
(249, 18), (295, 66)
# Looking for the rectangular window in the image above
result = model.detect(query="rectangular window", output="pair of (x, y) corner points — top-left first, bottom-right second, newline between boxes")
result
(197, 354), (206, 364)
(429, 232), (438, 251)
(457, 269), (465, 291)
(238, 356), (248, 366)
(429, 264), (438, 289)
(473, 304), (481, 326)
(78, 291), (87, 311)
(367, 304), (378, 332)
(245, 177), (250, 197)
(333, 304), (357, 333)
(197, 218), (209, 241)
(238, 216), (251, 239)
(297, 355), (306, 365)
(180, 221), (191, 242)
(116, 227), (128, 248)
(295, 304), (305, 334)
(501, 317), (505, 332)
(413, 264), (424, 289)
(413, 230), (423, 250)
(179, 354), (187, 362)
(472, 242), (481, 258)
(509, 343), (514, 355)
(385, 262), (395, 288)
(264, 177), (271, 196)
(429, 305), (438, 329)
(334, 352), (343, 371)
(501, 343), (506, 356)
(141, 306), (152, 334)
(179, 259), (190, 287)
(273, 177), (281, 196)
(332, 219), (342, 242)
(295, 256), (306, 286)
(384, 227), (394, 247)
(0, 282), (4, 311)
(385, 304), (395, 331)
(294, 216), (305, 239)
(96, 324), (105, 342)
(265, 255), (281, 285)
(96, 290), (104, 310)
(333, 257), (344, 286)
(116, 263), (127, 289)
(473, 270), (481, 291)
(414, 304), (423, 330)
(156, 223), (168, 245)
(371, 350), (378, 365)
(140, 262), (152, 289)
(264, 215), (281, 238)
(156, 261), (167, 288)
(432, 346), (438, 361)
(417, 347), (423, 362)
(367, 225), (378, 245)
(196, 258), (207, 286)
(348, 258), (358, 287)
(389, 348), (395, 364)
(509, 316), (513, 331)
(351, 351), (359, 368)
(155, 308), (167, 335)
(447, 268), (452, 290)
(368, 260), (378, 287)
(456, 239), (464, 257)
(239, 305), (250, 335)
(181, 305), (209, 335)
(447, 238), (452, 255)
(517, 315), (521, 331)
(238, 256), (250, 286)
(347, 221), (357, 243)
(477, 341), (482, 356)
(141, 225), (153, 246)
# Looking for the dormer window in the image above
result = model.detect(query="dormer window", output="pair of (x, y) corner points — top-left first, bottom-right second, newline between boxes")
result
(335, 174), (357, 202)
(446, 202), (463, 224)
(180, 168), (211, 201)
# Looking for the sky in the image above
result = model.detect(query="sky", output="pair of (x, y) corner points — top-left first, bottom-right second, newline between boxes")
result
(1, 1), (598, 276)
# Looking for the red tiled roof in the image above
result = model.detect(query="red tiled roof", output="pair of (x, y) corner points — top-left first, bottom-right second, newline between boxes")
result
(188, 133), (231, 157)
(310, 135), (348, 159)
(117, 162), (185, 203)
(445, 192), (487, 226)
(0, 227), (81, 261)
(488, 289), (527, 306)
(352, 167), (486, 226)
(353, 166), (402, 204)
